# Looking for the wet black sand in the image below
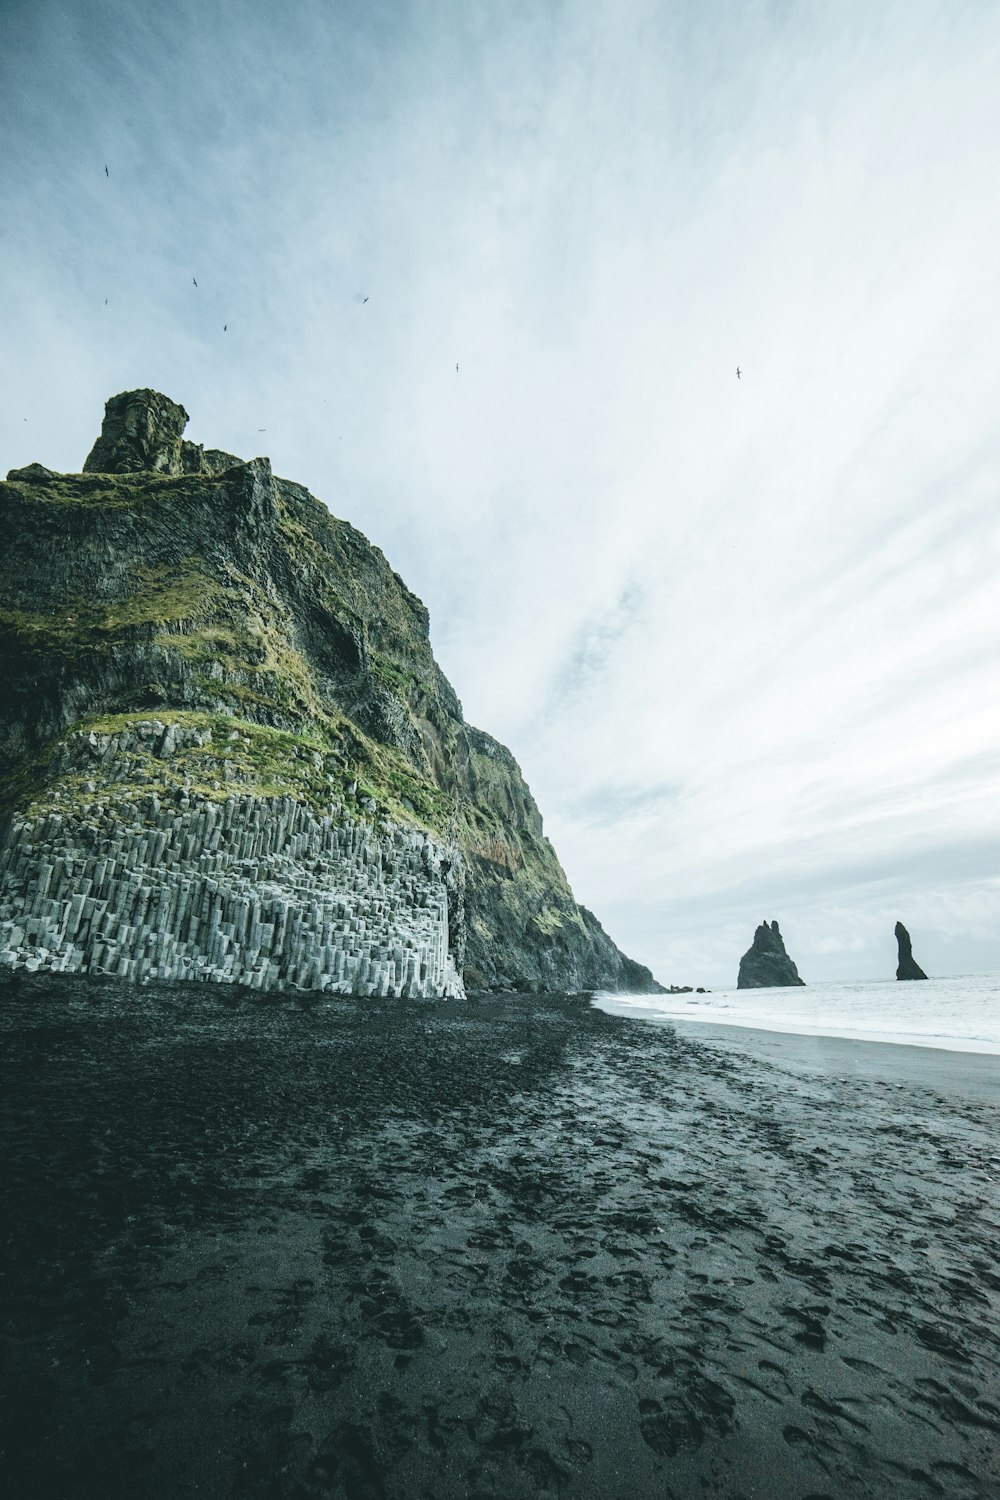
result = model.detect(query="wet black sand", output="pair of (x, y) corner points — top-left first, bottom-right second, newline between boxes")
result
(610, 1010), (1000, 1102)
(1, 975), (999, 1499)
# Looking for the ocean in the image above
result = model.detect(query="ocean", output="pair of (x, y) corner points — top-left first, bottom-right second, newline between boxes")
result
(595, 972), (1000, 1054)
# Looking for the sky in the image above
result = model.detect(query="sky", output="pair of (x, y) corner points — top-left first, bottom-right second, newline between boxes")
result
(2, 0), (998, 987)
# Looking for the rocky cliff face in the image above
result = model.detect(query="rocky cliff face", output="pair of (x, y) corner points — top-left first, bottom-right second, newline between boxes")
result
(82, 389), (240, 478)
(0, 390), (661, 998)
(895, 921), (928, 981)
(737, 920), (805, 989)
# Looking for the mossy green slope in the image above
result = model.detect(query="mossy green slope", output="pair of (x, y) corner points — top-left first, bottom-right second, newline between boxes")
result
(0, 412), (660, 993)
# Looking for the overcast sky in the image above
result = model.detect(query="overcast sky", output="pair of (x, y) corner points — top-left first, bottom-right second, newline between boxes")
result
(2, 0), (998, 986)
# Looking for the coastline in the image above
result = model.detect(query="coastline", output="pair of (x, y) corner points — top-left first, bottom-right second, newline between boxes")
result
(2, 976), (999, 1498)
(594, 975), (1000, 1059)
(663, 1018), (1000, 1102)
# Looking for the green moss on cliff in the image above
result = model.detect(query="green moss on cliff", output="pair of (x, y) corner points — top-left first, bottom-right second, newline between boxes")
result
(370, 653), (418, 694)
(5, 709), (449, 838)
(274, 487), (431, 667)
(160, 598), (323, 722)
(0, 561), (221, 663)
(2, 472), (196, 510)
(531, 907), (568, 935)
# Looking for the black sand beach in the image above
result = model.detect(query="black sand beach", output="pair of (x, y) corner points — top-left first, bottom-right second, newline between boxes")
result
(1, 976), (999, 1499)
(608, 1009), (1000, 1102)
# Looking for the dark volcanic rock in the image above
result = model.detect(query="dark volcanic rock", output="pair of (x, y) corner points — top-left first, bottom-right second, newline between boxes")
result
(83, 388), (241, 478)
(737, 919), (805, 989)
(895, 921), (928, 981)
(0, 388), (662, 997)
(83, 388), (191, 475)
(5, 462), (60, 483)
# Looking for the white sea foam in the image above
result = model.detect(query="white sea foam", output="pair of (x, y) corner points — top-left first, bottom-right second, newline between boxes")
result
(594, 974), (1000, 1055)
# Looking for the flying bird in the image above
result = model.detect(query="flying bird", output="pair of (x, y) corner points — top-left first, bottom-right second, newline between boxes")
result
(258, 428), (266, 432)
(736, 366), (741, 379)
(104, 165), (108, 177)
(223, 324), (227, 331)
(193, 277), (198, 287)
(455, 363), (459, 372)
(362, 296), (369, 304)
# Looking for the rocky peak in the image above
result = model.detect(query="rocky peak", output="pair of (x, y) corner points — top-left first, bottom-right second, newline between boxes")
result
(737, 918), (806, 989)
(84, 389), (191, 475)
(82, 388), (241, 477)
(895, 921), (928, 981)
(5, 463), (60, 484)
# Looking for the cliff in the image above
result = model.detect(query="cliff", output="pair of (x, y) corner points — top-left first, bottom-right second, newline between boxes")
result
(0, 389), (661, 998)
(737, 920), (805, 989)
(895, 921), (928, 981)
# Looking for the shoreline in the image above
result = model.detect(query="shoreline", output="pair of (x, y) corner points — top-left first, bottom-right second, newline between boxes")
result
(2, 976), (999, 1498)
(595, 988), (1000, 1059)
(663, 1017), (1000, 1102)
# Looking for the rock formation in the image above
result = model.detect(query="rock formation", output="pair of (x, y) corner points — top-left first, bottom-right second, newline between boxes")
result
(737, 920), (805, 989)
(0, 390), (662, 998)
(895, 921), (928, 981)
(83, 388), (240, 478)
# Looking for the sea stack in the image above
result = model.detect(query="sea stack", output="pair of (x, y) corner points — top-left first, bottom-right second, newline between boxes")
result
(0, 389), (663, 998)
(737, 920), (805, 989)
(895, 921), (928, 981)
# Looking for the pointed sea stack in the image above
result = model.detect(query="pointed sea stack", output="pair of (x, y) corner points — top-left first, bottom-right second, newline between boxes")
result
(737, 920), (805, 989)
(895, 921), (928, 981)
